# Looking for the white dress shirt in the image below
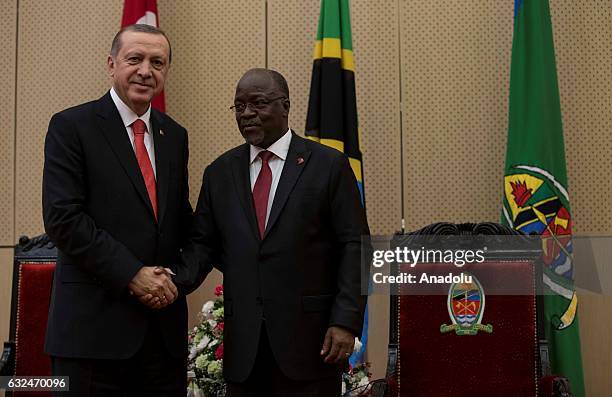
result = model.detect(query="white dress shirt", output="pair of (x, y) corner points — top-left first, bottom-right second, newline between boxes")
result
(249, 129), (292, 227)
(109, 87), (157, 177)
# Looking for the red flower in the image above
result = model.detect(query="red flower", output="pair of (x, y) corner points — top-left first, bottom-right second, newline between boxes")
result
(217, 322), (224, 332)
(215, 343), (224, 360)
(214, 284), (224, 296)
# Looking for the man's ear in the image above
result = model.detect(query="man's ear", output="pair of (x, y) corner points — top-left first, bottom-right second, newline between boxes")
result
(283, 99), (290, 115)
(107, 55), (115, 77)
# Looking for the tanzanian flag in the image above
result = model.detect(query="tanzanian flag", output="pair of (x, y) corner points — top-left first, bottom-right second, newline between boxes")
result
(305, 0), (367, 366)
(305, 0), (364, 202)
(502, 1), (585, 395)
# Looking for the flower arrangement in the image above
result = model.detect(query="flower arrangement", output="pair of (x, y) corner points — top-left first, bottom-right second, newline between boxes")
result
(188, 284), (226, 397)
(187, 284), (371, 397)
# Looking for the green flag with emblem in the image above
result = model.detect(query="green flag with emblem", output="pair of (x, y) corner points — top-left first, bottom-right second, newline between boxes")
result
(502, 1), (585, 395)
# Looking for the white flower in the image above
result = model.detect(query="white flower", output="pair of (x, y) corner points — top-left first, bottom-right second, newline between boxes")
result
(187, 388), (204, 397)
(188, 334), (211, 360)
(188, 345), (197, 360)
(195, 355), (209, 370)
(197, 335), (211, 352)
(201, 301), (215, 317)
(212, 307), (224, 320)
(207, 360), (223, 378)
(207, 319), (217, 328)
(353, 337), (362, 353)
(358, 376), (369, 387)
(198, 335), (211, 349)
(193, 331), (203, 344)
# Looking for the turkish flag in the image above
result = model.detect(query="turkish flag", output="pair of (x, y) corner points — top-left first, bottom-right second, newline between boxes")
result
(121, 0), (166, 112)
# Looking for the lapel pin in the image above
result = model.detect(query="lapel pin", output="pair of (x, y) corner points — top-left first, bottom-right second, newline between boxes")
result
(297, 157), (304, 165)
(160, 129), (165, 136)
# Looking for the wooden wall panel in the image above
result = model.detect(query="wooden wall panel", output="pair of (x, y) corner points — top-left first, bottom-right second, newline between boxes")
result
(551, 0), (612, 234)
(578, 293), (612, 396)
(349, 0), (400, 378)
(15, 0), (123, 238)
(550, 2), (612, 395)
(351, 0), (402, 235)
(0, 0), (17, 245)
(267, 0), (319, 145)
(400, 0), (512, 230)
(268, 0), (401, 235)
(160, 0), (266, 207)
(0, 4), (17, 384)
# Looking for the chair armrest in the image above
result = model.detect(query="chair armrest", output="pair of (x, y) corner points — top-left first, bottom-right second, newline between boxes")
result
(369, 379), (390, 397)
(385, 343), (398, 378)
(0, 341), (15, 375)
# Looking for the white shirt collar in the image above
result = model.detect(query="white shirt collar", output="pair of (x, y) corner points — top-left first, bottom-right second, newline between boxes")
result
(250, 129), (292, 164)
(110, 87), (152, 133)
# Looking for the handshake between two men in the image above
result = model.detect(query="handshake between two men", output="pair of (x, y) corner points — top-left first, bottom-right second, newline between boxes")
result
(128, 266), (178, 310)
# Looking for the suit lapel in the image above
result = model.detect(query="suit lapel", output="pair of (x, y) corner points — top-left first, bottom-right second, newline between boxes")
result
(151, 110), (169, 225)
(264, 132), (311, 238)
(231, 145), (261, 240)
(95, 92), (156, 221)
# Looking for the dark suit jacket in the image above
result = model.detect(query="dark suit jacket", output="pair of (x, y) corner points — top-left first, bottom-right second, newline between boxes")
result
(42, 92), (192, 360)
(178, 132), (370, 382)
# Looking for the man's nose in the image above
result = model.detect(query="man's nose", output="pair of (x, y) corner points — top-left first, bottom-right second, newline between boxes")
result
(137, 61), (153, 77)
(241, 103), (257, 117)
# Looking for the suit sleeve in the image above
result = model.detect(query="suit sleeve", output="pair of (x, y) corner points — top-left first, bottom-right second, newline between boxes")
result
(174, 165), (217, 295)
(327, 154), (372, 336)
(42, 112), (142, 294)
(179, 127), (194, 245)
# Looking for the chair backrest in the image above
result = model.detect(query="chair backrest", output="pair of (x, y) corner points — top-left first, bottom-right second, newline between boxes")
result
(6, 234), (57, 394)
(387, 222), (545, 397)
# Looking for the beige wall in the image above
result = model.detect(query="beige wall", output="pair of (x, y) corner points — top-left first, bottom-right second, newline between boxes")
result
(0, 1), (610, 394)
(552, 3), (612, 394)
(401, 0), (512, 227)
(0, 4), (17, 395)
(15, 0), (123, 237)
(0, 0), (17, 247)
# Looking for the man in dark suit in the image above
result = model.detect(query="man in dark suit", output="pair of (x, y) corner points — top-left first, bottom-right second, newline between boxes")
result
(42, 24), (192, 396)
(178, 68), (370, 396)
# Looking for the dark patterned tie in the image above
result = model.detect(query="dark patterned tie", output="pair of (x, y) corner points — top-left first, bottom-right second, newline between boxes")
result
(252, 151), (274, 237)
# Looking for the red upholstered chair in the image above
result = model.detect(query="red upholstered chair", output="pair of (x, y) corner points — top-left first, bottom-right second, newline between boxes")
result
(386, 223), (549, 397)
(1, 235), (56, 397)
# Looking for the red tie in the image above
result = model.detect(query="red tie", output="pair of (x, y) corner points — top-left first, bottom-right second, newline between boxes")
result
(132, 119), (158, 220)
(252, 151), (274, 238)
